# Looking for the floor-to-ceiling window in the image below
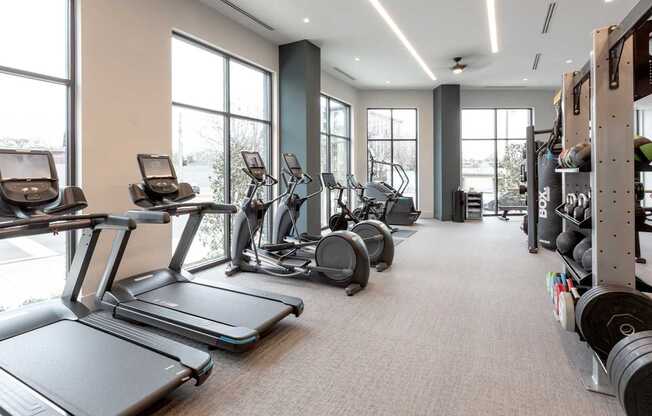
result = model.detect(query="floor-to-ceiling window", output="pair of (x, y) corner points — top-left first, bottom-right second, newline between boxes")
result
(171, 34), (272, 268)
(461, 108), (532, 215)
(0, 0), (76, 311)
(367, 108), (418, 204)
(320, 95), (351, 227)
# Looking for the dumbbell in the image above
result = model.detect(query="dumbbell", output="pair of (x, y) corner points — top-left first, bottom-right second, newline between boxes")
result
(565, 193), (578, 216)
(574, 193), (589, 221)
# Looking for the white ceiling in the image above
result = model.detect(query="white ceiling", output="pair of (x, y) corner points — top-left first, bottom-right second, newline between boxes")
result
(201, 0), (639, 90)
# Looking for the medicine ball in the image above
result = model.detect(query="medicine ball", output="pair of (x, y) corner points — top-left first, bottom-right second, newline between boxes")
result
(573, 237), (592, 263)
(639, 143), (652, 162)
(582, 248), (592, 272)
(568, 143), (591, 169)
(556, 230), (584, 256)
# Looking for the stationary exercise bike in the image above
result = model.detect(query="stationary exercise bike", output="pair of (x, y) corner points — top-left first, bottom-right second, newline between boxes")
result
(273, 153), (394, 272)
(227, 151), (370, 296)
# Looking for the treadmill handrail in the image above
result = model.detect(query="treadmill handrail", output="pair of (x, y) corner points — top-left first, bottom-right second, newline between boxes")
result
(0, 213), (135, 240)
(146, 201), (238, 215)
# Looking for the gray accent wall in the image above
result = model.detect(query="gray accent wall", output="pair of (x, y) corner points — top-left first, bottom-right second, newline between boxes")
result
(433, 85), (461, 221)
(279, 40), (321, 234)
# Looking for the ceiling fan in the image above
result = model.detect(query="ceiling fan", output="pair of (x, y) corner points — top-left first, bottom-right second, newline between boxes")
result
(451, 57), (467, 75)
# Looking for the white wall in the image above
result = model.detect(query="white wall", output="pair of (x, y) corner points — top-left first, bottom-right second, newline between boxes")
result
(461, 89), (557, 129)
(356, 90), (434, 217)
(79, 0), (279, 291)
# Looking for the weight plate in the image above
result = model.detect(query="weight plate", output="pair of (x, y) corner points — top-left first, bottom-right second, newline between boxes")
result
(559, 292), (575, 332)
(607, 331), (652, 378)
(611, 337), (652, 400)
(576, 286), (652, 361)
(547, 274), (556, 300)
(618, 347), (652, 414)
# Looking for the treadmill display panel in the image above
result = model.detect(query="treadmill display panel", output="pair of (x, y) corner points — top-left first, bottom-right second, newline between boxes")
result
(241, 151), (266, 180)
(282, 153), (303, 178)
(0, 153), (53, 181)
(141, 156), (174, 179)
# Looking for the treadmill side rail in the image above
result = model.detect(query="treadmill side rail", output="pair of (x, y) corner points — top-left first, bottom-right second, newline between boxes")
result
(0, 368), (67, 416)
(80, 313), (213, 385)
(114, 300), (259, 352)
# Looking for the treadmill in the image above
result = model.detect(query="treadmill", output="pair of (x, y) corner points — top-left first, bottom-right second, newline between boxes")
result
(96, 154), (303, 352)
(0, 149), (212, 416)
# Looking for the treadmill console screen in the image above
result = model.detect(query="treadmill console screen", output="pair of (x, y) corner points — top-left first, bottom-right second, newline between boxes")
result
(138, 155), (179, 195)
(140, 156), (174, 179)
(321, 172), (337, 188)
(241, 151), (266, 181)
(282, 153), (303, 178)
(0, 153), (53, 181)
(0, 150), (58, 206)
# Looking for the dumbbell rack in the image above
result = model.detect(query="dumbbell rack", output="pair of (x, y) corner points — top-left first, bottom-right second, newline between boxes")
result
(557, 24), (636, 396)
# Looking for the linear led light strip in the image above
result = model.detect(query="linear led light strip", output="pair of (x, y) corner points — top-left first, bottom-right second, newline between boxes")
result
(367, 0), (437, 81)
(487, 0), (499, 53)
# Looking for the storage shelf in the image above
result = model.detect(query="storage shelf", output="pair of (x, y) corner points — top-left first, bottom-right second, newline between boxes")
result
(554, 204), (592, 229)
(555, 167), (591, 173)
(557, 250), (592, 286)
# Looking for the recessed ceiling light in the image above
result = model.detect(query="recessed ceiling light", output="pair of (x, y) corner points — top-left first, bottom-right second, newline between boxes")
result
(355, 57), (361, 62)
(565, 59), (573, 64)
(486, 0), (499, 53)
(523, 78), (529, 81)
(605, 0), (614, 3)
(385, 80), (391, 84)
(368, 0), (437, 81)
(303, 17), (310, 23)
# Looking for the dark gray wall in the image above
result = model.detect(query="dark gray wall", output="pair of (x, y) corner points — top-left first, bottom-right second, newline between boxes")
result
(279, 40), (321, 234)
(433, 85), (461, 221)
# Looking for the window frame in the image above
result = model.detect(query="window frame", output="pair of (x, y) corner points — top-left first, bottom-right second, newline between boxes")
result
(460, 107), (533, 216)
(171, 32), (273, 271)
(366, 108), (419, 207)
(320, 94), (352, 228)
(0, 0), (77, 268)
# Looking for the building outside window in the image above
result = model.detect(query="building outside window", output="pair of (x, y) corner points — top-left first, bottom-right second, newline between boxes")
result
(461, 108), (532, 215)
(171, 34), (272, 267)
(0, 0), (76, 311)
(320, 95), (351, 227)
(367, 108), (418, 204)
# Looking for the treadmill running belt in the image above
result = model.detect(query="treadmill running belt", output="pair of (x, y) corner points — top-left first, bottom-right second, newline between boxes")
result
(0, 320), (190, 416)
(138, 282), (293, 333)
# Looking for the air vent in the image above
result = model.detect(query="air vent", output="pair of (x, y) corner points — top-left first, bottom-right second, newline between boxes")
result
(333, 67), (356, 82)
(218, 0), (275, 31)
(532, 53), (542, 70)
(542, 2), (556, 34)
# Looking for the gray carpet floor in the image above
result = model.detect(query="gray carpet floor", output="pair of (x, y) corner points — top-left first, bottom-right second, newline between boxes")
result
(151, 218), (626, 416)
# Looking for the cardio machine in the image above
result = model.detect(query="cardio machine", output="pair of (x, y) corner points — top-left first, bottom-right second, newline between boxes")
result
(366, 152), (421, 226)
(96, 154), (303, 352)
(347, 174), (387, 222)
(226, 151), (370, 296)
(273, 153), (393, 272)
(0, 149), (211, 416)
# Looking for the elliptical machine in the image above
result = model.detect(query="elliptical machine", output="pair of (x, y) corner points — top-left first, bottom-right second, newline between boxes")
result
(347, 173), (397, 232)
(365, 152), (421, 226)
(227, 151), (370, 296)
(273, 153), (393, 272)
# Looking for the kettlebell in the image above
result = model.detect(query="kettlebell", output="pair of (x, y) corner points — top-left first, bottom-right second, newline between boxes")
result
(584, 192), (591, 221)
(574, 193), (588, 221)
(565, 193), (578, 216)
